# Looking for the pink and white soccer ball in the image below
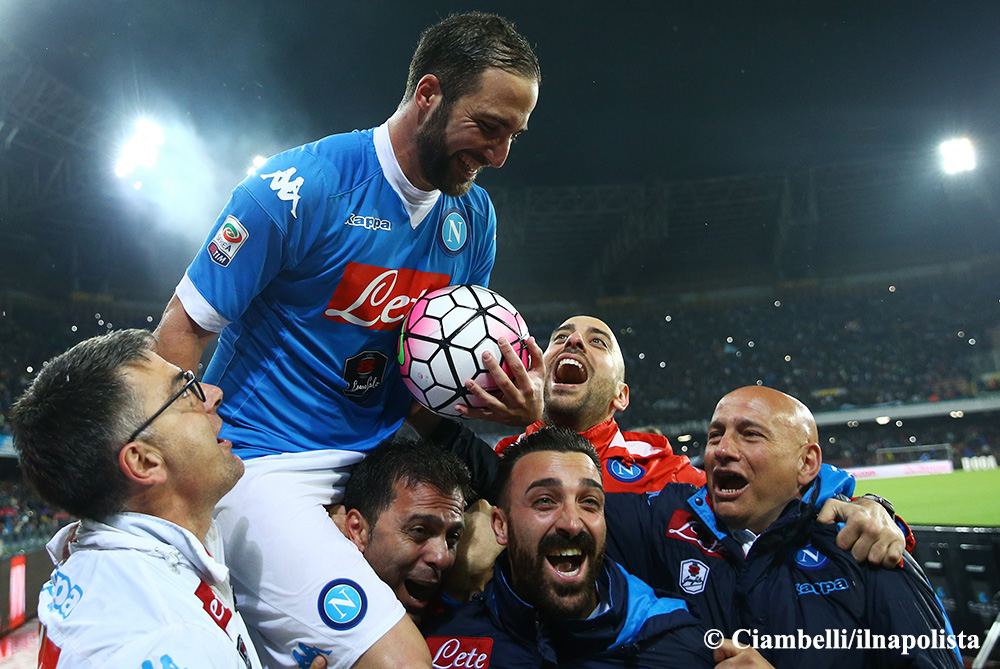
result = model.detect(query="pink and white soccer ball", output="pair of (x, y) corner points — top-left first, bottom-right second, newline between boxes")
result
(398, 284), (531, 418)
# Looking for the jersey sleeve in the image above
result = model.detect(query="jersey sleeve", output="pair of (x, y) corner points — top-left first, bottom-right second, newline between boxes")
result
(180, 148), (332, 328)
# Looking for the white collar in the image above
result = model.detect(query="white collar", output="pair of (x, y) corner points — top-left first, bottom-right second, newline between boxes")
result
(373, 122), (441, 229)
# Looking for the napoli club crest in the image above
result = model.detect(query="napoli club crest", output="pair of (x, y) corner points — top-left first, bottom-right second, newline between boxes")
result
(439, 209), (469, 255)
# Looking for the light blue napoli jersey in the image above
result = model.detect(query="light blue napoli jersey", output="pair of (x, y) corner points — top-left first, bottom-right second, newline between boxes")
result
(180, 126), (496, 459)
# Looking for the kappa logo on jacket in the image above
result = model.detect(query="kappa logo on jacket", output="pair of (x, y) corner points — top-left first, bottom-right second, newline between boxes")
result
(260, 167), (304, 218)
(426, 636), (493, 669)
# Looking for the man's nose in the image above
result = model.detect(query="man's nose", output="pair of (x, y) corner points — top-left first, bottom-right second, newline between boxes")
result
(423, 535), (453, 572)
(485, 137), (512, 168)
(201, 383), (224, 413)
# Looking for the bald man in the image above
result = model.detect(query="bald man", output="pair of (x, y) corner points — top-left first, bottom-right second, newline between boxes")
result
(604, 386), (963, 668)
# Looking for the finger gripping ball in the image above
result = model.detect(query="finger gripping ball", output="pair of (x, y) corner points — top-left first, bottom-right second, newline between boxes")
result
(398, 284), (530, 417)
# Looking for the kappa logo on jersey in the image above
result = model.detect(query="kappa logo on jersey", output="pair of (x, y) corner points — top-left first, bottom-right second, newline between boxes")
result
(324, 262), (451, 330)
(439, 209), (469, 254)
(607, 458), (646, 483)
(665, 509), (725, 558)
(345, 212), (392, 232)
(43, 569), (83, 619)
(427, 636), (494, 669)
(794, 544), (831, 571)
(208, 216), (249, 267)
(679, 558), (710, 594)
(318, 579), (367, 630)
(293, 643), (331, 669)
(195, 580), (233, 631)
(342, 350), (388, 404)
(141, 655), (185, 669)
(260, 167), (304, 218)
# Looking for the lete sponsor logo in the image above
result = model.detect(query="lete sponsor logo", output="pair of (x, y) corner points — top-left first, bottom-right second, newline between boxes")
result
(427, 636), (494, 669)
(323, 263), (450, 330)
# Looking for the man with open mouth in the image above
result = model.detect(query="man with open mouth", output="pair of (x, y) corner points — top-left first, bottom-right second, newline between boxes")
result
(603, 386), (964, 667)
(422, 427), (729, 668)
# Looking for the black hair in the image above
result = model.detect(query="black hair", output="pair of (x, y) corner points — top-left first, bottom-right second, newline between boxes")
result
(344, 437), (472, 529)
(404, 12), (540, 104)
(495, 426), (602, 510)
(9, 329), (153, 519)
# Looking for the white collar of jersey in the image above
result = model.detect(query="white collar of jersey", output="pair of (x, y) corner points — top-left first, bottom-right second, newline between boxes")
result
(47, 513), (230, 586)
(374, 122), (441, 229)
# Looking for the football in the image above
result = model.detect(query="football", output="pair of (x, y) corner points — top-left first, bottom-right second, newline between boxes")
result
(398, 284), (531, 417)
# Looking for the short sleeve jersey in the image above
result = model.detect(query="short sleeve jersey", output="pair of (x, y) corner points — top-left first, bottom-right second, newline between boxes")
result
(181, 126), (496, 459)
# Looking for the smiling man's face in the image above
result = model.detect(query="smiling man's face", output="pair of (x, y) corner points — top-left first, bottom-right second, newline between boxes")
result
(492, 450), (606, 619)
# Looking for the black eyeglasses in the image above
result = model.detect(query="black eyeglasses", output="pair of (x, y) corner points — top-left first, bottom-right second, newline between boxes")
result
(127, 370), (206, 443)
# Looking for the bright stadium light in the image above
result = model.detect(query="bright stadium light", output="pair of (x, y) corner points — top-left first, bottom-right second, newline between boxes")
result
(939, 137), (975, 174)
(115, 119), (165, 178)
(247, 155), (267, 176)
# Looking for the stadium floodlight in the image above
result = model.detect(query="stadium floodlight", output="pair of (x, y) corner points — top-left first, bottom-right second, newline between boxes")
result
(247, 155), (267, 176)
(115, 119), (165, 178)
(939, 137), (975, 174)
(875, 416), (891, 425)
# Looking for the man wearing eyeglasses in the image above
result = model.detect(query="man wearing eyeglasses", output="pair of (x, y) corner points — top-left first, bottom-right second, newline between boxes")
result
(10, 329), (265, 668)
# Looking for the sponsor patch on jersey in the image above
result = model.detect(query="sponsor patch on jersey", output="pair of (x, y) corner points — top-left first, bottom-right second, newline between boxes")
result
(208, 216), (249, 267)
(317, 579), (367, 630)
(606, 457), (646, 483)
(345, 212), (392, 232)
(293, 643), (331, 669)
(679, 558), (710, 594)
(427, 636), (494, 669)
(323, 262), (451, 330)
(260, 166), (304, 218)
(195, 580), (233, 631)
(794, 544), (831, 570)
(439, 209), (469, 255)
(665, 509), (725, 558)
(796, 578), (850, 596)
(342, 350), (388, 404)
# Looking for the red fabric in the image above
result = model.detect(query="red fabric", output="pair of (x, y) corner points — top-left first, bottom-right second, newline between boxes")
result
(38, 627), (61, 669)
(495, 419), (705, 493)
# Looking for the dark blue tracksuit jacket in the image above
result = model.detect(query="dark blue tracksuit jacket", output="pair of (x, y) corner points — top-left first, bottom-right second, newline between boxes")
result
(604, 476), (964, 667)
(422, 553), (714, 667)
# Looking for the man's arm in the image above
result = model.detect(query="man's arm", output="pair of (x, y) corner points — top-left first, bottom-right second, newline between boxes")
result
(153, 294), (218, 372)
(352, 616), (432, 668)
(816, 496), (907, 568)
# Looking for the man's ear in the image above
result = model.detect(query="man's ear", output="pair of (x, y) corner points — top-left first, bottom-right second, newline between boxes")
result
(612, 382), (630, 413)
(344, 509), (371, 553)
(413, 74), (443, 116)
(490, 506), (509, 547)
(119, 441), (167, 487)
(798, 443), (823, 488)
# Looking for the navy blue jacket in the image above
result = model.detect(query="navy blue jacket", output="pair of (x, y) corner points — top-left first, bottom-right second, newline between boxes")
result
(604, 477), (963, 667)
(422, 553), (714, 668)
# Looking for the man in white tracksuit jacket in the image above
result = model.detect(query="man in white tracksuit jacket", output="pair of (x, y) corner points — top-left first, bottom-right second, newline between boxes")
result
(11, 329), (265, 668)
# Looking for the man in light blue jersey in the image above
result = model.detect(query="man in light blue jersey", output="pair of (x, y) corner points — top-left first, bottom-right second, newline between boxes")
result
(154, 12), (542, 669)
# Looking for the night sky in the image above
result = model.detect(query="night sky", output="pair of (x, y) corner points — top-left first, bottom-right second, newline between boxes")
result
(7, 0), (1000, 189)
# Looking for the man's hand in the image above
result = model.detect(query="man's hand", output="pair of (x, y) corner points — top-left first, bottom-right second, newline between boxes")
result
(443, 499), (503, 602)
(455, 336), (544, 427)
(714, 640), (774, 667)
(816, 496), (904, 568)
(309, 656), (328, 669)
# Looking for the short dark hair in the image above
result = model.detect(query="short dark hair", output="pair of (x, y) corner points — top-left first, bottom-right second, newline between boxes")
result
(10, 329), (153, 519)
(344, 437), (472, 529)
(495, 427), (602, 510)
(404, 12), (540, 104)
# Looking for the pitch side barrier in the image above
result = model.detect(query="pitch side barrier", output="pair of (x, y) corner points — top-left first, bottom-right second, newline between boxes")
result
(911, 525), (1000, 658)
(0, 548), (49, 635)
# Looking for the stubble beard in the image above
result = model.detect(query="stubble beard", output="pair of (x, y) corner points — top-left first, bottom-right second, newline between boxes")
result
(414, 99), (475, 198)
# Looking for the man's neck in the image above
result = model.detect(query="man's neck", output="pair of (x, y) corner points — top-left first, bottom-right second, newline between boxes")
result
(386, 107), (432, 191)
